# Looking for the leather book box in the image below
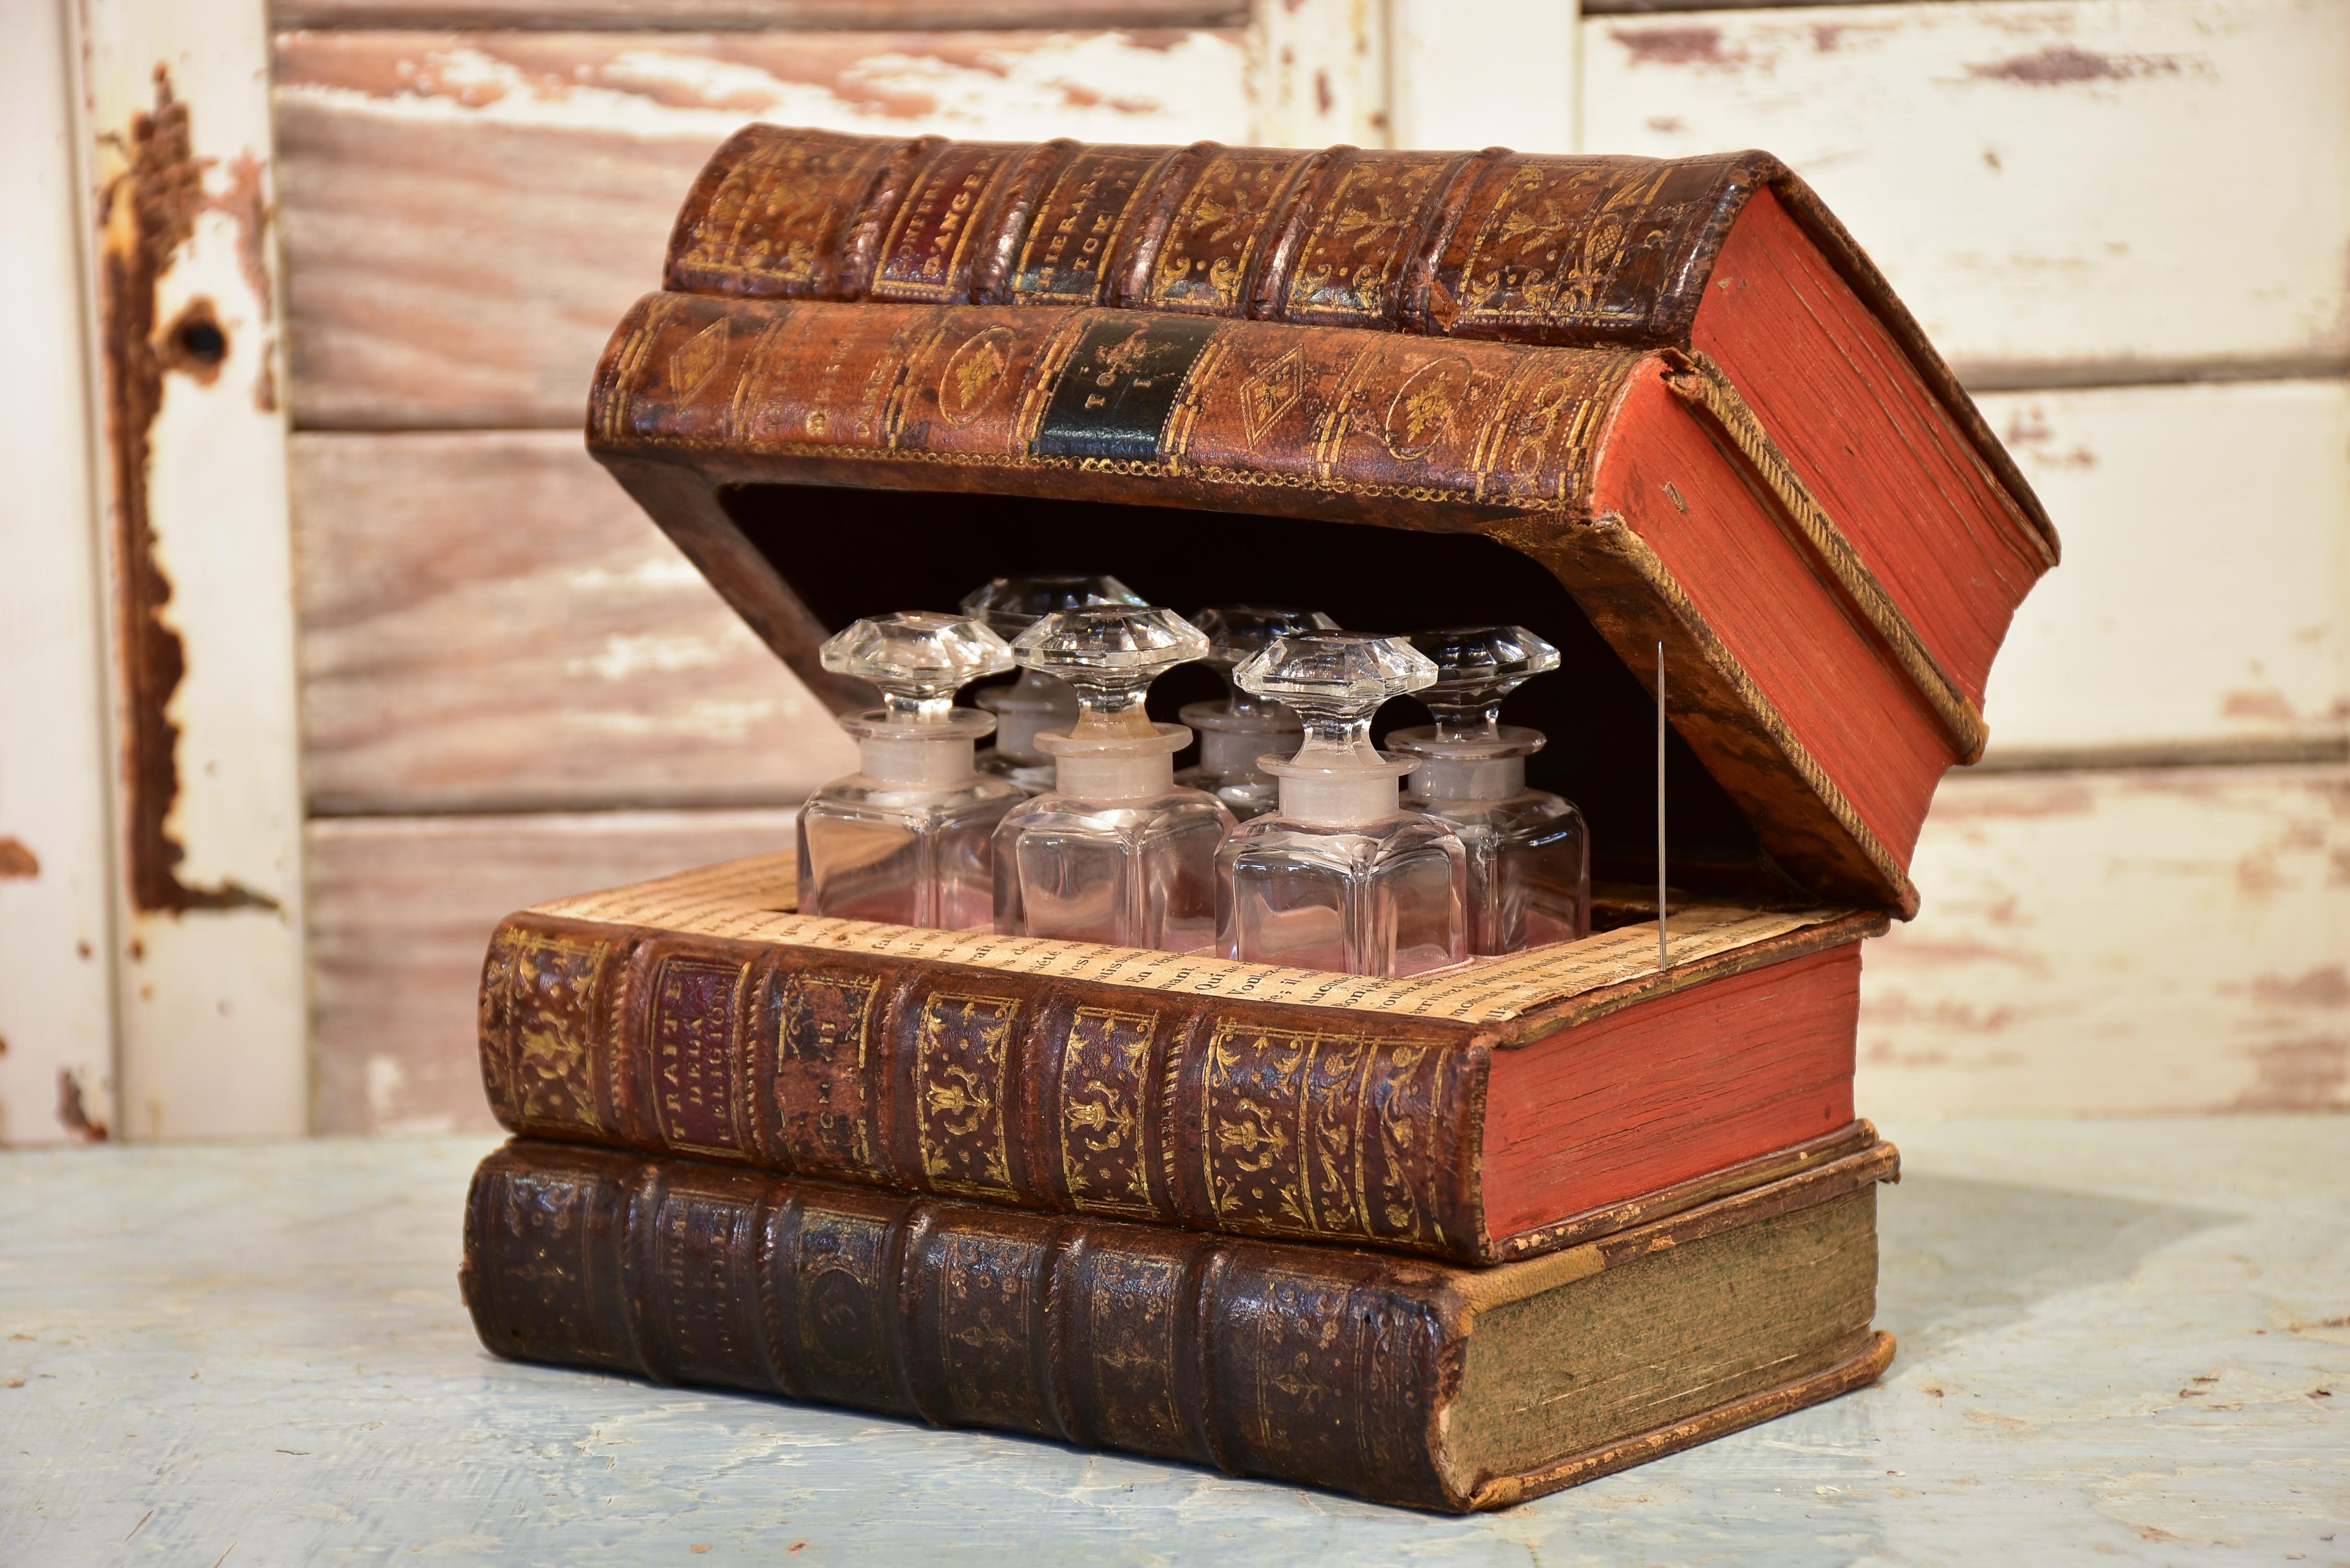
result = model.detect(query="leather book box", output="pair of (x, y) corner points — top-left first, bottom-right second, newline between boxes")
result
(481, 132), (2057, 1269)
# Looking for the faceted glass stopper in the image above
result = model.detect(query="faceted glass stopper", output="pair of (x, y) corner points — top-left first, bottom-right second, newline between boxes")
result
(959, 572), (1145, 636)
(1407, 626), (1561, 739)
(1194, 605), (1340, 670)
(821, 610), (1015, 724)
(1236, 631), (1436, 769)
(1012, 606), (1207, 739)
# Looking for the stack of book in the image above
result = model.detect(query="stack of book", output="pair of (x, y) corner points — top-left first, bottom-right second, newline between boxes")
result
(457, 129), (2055, 1512)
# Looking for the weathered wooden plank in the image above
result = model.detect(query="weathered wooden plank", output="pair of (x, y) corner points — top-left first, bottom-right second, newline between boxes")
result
(1247, 0), (1386, 147)
(0, 0), (119, 1147)
(274, 1), (1246, 28)
(306, 808), (798, 1133)
(1859, 764), (2350, 1116)
(293, 430), (853, 814)
(274, 27), (1251, 428)
(1973, 378), (2350, 764)
(80, 0), (311, 1140)
(1581, 0), (2350, 384)
(1389, 0), (1578, 152)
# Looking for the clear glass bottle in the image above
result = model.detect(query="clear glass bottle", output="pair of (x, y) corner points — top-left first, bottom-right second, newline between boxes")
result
(960, 573), (1147, 795)
(992, 606), (1236, 953)
(1173, 605), (1338, 821)
(1388, 627), (1591, 954)
(1215, 632), (1467, 978)
(795, 611), (1023, 929)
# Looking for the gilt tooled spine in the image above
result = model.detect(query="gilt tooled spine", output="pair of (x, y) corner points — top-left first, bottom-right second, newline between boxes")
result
(462, 1140), (1458, 1508)
(661, 126), (1769, 343)
(478, 912), (1493, 1261)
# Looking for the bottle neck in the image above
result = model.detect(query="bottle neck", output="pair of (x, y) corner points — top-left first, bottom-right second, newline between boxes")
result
(1039, 721), (1192, 802)
(977, 670), (1077, 764)
(1054, 750), (1178, 801)
(1408, 753), (1526, 802)
(1276, 770), (1405, 828)
(858, 732), (981, 787)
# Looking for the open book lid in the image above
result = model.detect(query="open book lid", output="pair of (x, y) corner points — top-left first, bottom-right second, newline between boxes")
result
(583, 277), (2055, 918)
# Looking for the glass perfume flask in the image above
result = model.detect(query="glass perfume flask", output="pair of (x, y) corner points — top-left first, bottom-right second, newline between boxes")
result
(1389, 627), (1592, 953)
(1214, 632), (1467, 978)
(960, 573), (1146, 795)
(794, 612), (1023, 929)
(992, 606), (1236, 953)
(1173, 605), (1338, 821)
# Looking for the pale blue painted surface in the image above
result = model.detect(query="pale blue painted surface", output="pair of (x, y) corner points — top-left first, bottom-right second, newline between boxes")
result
(4, 1119), (2344, 1564)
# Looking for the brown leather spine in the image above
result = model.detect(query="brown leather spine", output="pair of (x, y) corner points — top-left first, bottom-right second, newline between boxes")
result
(477, 910), (1496, 1260)
(654, 127), (2054, 555)
(462, 1139), (1897, 1511)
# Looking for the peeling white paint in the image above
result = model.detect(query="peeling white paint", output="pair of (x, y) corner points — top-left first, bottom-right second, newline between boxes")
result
(277, 31), (1250, 145)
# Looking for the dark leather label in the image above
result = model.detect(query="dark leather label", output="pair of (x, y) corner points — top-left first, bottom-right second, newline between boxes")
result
(650, 956), (748, 1154)
(1034, 313), (1222, 463)
(1010, 145), (1167, 304)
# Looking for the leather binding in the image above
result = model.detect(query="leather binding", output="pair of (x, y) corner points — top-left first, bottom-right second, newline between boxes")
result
(594, 295), (1964, 913)
(480, 852), (1884, 1265)
(462, 1135), (1900, 1513)
(601, 130), (2060, 917)
(658, 129), (2049, 558)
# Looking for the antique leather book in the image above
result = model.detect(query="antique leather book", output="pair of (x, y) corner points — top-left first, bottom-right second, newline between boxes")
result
(461, 1134), (1898, 1512)
(593, 291), (1999, 912)
(652, 125), (2056, 747)
(481, 851), (1883, 1265)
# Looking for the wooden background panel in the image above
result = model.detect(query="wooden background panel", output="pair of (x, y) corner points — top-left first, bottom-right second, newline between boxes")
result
(1580, 0), (2350, 385)
(275, 2), (1247, 27)
(1973, 379), (2350, 764)
(293, 430), (854, 814)
(274, 26), (1251, 428)
(1856, 764), (2349, 1116)
(307, 808), (798, 1133)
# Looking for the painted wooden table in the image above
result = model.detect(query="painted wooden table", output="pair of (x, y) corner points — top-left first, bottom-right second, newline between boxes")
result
(5, 1119), (2345, 1564)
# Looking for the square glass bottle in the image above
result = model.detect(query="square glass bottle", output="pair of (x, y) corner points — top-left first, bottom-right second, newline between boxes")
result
(992, 606), (1236, 953)
(961, 573), (1145, 795)
(1214, 632), (1467, 978)
(794, 612), (1023, 929)
(1173, 605), (1337, 821)
(1388, 627), (1591, 953)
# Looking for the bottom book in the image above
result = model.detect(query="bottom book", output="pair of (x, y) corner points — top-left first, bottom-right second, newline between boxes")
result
(462, 1138), (1899, 1513)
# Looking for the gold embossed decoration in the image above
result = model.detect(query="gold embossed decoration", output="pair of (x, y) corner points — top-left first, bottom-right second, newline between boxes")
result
(938, 325), (1017, 426)
(1056, 1006), (1159, 1217)
(916, 992), (1020, 1197)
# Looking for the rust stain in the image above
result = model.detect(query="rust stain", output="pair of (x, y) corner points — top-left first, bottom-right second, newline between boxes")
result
(1315, 68), (1332, 116)
(1965, 45), (2187, 86)
(56, 1068), (109, 1143)
(207, 150), (274, 320)
(2236, 850), (2285, 901)
(0, 838), (38, 879)
(2250, 965), (2350, 1009)
(1929, 779), (2094, 821)
(2221, 688), (2294, 720)
(1646, 116), (1686, 134)
(96, 67), (280, 916)
(2230, 1036), (2348, 1111)
(1611, 27), (1746, 69)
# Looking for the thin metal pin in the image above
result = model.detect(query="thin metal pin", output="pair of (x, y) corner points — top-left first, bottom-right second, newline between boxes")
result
(1656, 640), (1668, 971)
